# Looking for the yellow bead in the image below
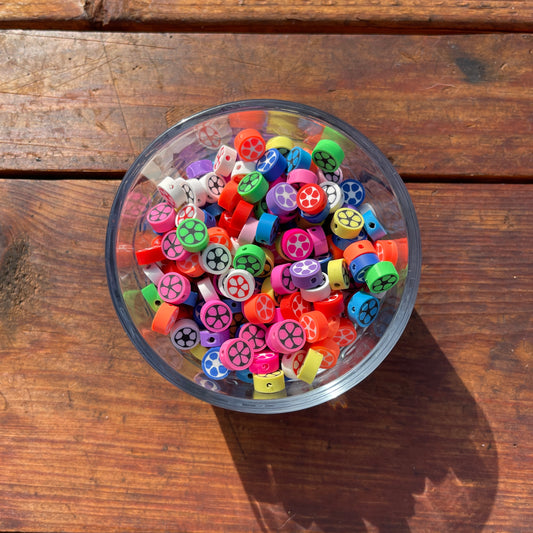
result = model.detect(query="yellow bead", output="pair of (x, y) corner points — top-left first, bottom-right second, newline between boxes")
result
(327, 258), (350, 290)
(253, 389), (288, 400)
(260, 276), (279, 305)
(297, 348), (323, 384)
(258, 248), (275, 278)
(265, 135), (294, 156)
(330, 207), (364, 239)
(253, 370), (286, 393)
(189, 344), (207, 361)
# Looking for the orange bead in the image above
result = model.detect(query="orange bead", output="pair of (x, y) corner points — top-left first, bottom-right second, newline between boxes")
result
(243, 293), (276, 324)
(151, 302), (180, 335)
(343, 239), (376, 264)
(311, 338), (340, 369)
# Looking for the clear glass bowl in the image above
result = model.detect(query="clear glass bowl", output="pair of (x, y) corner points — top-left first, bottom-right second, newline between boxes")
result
(105, 99), (421, 413)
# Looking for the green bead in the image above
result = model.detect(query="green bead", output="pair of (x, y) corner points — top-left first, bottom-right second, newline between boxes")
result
(233, 244), (266, 276)
(141, 283), (163, 312)
(365, 261), (399, 293)
(237, 171), (269, 203)
(176, 218), (209, 252)
(312, 139), (345, 172)
(254, 197), (268, 219)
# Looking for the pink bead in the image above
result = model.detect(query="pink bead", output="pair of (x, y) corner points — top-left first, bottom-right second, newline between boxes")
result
(238, 217), (259, 245)
(219, 338), (254, 371)
(200, 299), (233, 332)
(147, 202), (176, 233)
(267, 320), (306, 354)
(273, 308), (284, 323)
(270, 263), (297, 295)
(307, 226), (329, 256)
(287, 169), (318, 188)
(281, 228), (313, 261)
(157, 272), (191, 305)
(249, 352), (280, 375)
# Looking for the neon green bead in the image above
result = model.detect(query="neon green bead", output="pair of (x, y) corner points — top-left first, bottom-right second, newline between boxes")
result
(141, 284), (162, 312)
(365, 261), (399, 293)
(312, 139), (345, 172)
(237, 171), (269, 203)
(176, 218), (208, 252)
(233, 244), (266, 276)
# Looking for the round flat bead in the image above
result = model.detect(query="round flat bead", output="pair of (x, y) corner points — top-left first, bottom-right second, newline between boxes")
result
(200, 329), (230, 348)
(347, 291), (380, 327)
(279, 292), (312, 320)
(281, 228), (313, 261)
(207, 227), (231, 248)
(340, 179), (366, 208)
(234, 128), (266, 162)
(306, 225), (329, 256)
(147, 202), (176, 233)
(255, 213), (279, 246)
(314, 291), (345, 316)
(183, 179), (208, 208)
(315, 252), (332, 273)
(259, 248), (275, 278)
(287, 169), (318, 188)
(281, 350), (307, 379)
(255, 148), (287, 182)
(157, 272), (191, 305)
(200, 299), (233, 332)
(217, 180), (240, 212)
(320, 182), (345, 213)
(312, 139), (344, 172)
(213, 145), (238, 178)
(299, 310), (329, 343)
(176, 218), (209, 252)
(200, 172), (226, 202)
(176, 203), (205, 226)
(231, 160), (256, 182)
(237, 171), (269, 203)
(267, 320), (306, 354)
(331, 207), (364, 239)
(235, 369), (254, 383)
(327, 258), (351, 290)
(365, 261), (400, 293)
(289, 259), (322, 290)
(270, 263), (298, 295)
(266, 183), (298, 216)
(265, 135), (293, 157)
(374, 239), (399, 266)
(196, 277), (218, 302)
(200, 243), (232, 275)
(238, 322), (268, 353)
(222, 269), (256, 302)
(361, 206), (387, 241)
(296, 184), (327, 215)
(319, 167), (343, 183)
(157, 176), (187, 208)
(135, 244), (166, 265)
(237, 217), (259, 246)
(151, 302), (180, 335)
(311, 338), (340, 369)
(219, 338), (254, 371)
(141, 283), (162, 312)
(175, 252), (204, 278)
(170, 318), (200, 351)
(349, 252), (380, 284)
(300, 273), (332, 303)
(296, 348), (323, 384)
(332, 317), (358, 347)
(186, 159), (213, 179)
(344, 239), (376, 264)
(249, 352), (279, 375)
(190, 344), (208, 361)
(253, 370), (285, 393)
(159, 231), (188, 262)
(243, 293), (276, 324)
(286, 146), (312, 172)
(201, 347), (230, 380)
(233, 244), (266, 276)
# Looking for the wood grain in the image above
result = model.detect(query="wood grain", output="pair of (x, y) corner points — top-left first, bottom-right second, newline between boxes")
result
(0, 179), (531, 531)
(1, 0), (532, 32)
(0, 31), (531, 179)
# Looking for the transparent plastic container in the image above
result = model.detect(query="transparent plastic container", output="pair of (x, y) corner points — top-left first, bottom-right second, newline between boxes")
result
(105, 99), (421, 413)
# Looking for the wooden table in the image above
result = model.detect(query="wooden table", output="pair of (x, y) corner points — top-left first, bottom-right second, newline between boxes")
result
(0, 2), (531, 531)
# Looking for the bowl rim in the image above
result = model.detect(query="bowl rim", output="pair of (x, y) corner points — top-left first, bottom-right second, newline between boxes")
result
(105, 98), (422, 414)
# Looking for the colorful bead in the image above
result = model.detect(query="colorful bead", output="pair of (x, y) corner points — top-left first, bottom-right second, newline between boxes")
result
(296, 184), (327, 215)
(289, 258), (323, 290)
(161, 230), (190, 261)
(331, 207), (364, 239)
(281, 350), (307, 379)
(200, 243), (232, 275)
(255, 148), (287, 182)
(340, 179), (366, 208)
(265, 135), (293, 157)
(287, 168), (318, 188)
(200, 299), (233, 332)
(233, 243), (266, 276)
(213, 145), (237, 178)
(320, 182), (344, 213)
(253, 370), (286, 393)
(327, 258), (351, 290)
(347, 291), (380, 327)
(296, 348), (323, 384)
(255, 213), (279, 246)
(238, 322), (268, 353)
(300, 273), (332, 302)
(314, 291), (345, 316)
(360, 205), (387, 241)
(141, 283), (163, 312)
(157, 272), (191, 305)
(249, 351), (280, 374)
(332, 317), (358, 347)
(234, 128), (266, 161)
(306, 225), (328, 256)
(219, 338), (254, 371)
(222, 269), (255, 302)
(312, 139), (344, 172)
(266, 320), (306, 353)
(170, 318), (200, 350)
(147, 202), (176, 233)
(281, 228), (313, 261)
(299, 310), (330, 343)
(270, 263), (298, 295)
(365, 261), (399, 293)
(151, 302), (180, 335)
(157, 176), (187, 208)
(286, 146), (312, 172)
(266, 182), (298, 216)
(243, 293), (276, 324)
(201, 347), (230, 380)
(200, 329), (230, 348)
(237, 171), (269, 203)
(348, 252), (380, 284)
(176, 218), (209, 252)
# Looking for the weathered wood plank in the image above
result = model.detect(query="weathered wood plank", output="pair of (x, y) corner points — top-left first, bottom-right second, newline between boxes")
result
(0, 0), (88, 29)
(1, 0), (532, 32)
(0, 179), (531, 531)
(0, 31), (531, 179)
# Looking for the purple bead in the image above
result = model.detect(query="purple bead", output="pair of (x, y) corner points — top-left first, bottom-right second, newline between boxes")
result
(200, 329), (230, 348)
(266, 183), (297, 216)
(186, 159), (213, 179)
(289, 259), (322, 289)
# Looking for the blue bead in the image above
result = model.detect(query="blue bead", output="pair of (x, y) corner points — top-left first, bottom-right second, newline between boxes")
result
(202, 210), (217, 228)
(340, 179), (366, 208)
(347, 292), (380, 327)
(255, 212), (279, 245)
(222, 298), (242, 314)
(362, 210), (387, 241)
(235, 369), (254, 383)
(349, 253), (380, 284)
(202, 347), (229, 380)
(255, 149), (287, 182)
(183, 290), (198, 307)
(286, 147), (312, 173)
(204, 202), (224, 218)
(315, 252), (332, 273)
(193, 301), (204, 325)
(299, 201), (330, 224)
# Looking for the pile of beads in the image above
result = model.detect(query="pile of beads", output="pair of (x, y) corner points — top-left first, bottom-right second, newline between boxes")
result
(135, 127), (400, 396)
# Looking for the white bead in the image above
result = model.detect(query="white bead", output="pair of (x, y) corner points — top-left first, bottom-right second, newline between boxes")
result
(157, 176), (187, 208)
